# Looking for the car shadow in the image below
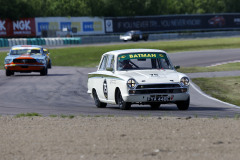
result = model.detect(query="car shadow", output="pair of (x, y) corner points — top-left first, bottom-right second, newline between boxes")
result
(13, 74), (73, 77)
(47, 74), (73, 76)
(106, 105), (235, 112)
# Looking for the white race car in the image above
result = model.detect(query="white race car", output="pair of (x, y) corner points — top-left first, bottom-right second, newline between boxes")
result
(87, 49), (190, 110)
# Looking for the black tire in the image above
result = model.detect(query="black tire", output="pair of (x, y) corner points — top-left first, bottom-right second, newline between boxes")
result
(92, 89), (107, 108)
(117, 90), (131, 110)
(40, 67), (48, 76)
(150, 103), (161, 110)
(177, 97), (190, 110)
(6, 70), (13, 76)
(48, 60), (52, 69)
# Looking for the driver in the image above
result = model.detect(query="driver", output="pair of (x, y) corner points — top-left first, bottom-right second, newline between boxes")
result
(122, 60), (132, 69)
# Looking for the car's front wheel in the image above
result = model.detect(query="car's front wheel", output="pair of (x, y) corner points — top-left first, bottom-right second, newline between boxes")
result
(48, 60), (52, 69)
(6, 70), (14, 76)
(92, 89), (107, 108)
(117, 90), (131, 110)
(40, 67), (48, 76)
(176, 97), (190, 110)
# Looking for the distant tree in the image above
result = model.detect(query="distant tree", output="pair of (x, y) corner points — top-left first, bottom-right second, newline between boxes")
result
(0, 0), (236, 19)
(223, 0), (240, 13)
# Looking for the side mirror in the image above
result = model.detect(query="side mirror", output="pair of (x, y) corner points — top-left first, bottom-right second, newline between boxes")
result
(7, 53), (10, 56)
(174, 65), (180, 70)
(106, 67), (114, 72)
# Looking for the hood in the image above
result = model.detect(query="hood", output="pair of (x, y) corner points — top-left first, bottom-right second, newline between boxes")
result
(118, 70), (186, 83)
(5, 54), (45, 60)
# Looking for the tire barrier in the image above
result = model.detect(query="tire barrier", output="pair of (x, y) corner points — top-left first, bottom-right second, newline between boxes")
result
(1, 30), (240, 47)
(0, 37), (81, 47)
(0, 38), (9, 47)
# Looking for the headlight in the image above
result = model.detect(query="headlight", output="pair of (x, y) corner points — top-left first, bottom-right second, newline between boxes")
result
(5, 59), (12, 64)
(127, 78), (137, 89)
(180, 77), (190, 86)
(36, 59), (46, 64)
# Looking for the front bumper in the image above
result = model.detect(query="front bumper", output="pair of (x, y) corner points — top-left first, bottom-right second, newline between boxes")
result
(122, 93), (190, 103)
(120, 36), (131, 41)
(121, 83), (190, 103)
(5, 64), (45, 72)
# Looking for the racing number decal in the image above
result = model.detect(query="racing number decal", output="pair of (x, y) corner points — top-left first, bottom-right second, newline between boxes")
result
(103, 79), (108, 99)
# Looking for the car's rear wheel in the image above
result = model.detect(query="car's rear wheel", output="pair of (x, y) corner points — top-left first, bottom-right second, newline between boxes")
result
(117, 90), (131, 110)
(150, 103), (161, 110)
(177, 97), (190, 110)
(6, 70), (14, 76)
(40, 67), (48, 76)
(92, 89), (107, 108)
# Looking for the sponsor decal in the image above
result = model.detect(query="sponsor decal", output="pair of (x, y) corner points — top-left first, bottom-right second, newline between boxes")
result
(0, 18), (35, 37)
(13, 20), (32, 34)
(83, 21), (102, 32)
(119, 53), (167, 60)
(208, 16), (225, 27)
(0, 20), (6, 35)
(71, 22), (81, 32)
(49, 22), (59, 30)
(60, 22), (71, 31)
(129, 54), (157, 58)
(38, 22), (49, 32)
(105, 19), (113, 32)
(234, 18), (240, 25)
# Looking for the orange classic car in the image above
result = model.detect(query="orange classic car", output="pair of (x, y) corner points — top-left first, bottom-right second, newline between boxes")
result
(4, 45), (49, 76)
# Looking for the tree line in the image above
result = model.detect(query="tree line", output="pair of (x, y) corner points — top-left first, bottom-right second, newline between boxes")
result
(1, 0), (240, 20)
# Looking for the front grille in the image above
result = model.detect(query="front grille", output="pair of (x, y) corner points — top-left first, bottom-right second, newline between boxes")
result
(133, 89), (182, 94)
(129, 83), (186, 94)
(136, 84), (180, 89)
(13, 59), (37, 63)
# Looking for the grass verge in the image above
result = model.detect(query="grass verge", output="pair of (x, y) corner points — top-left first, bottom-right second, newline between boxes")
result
(1, 37), (240, 69)
(192, 76), (240, 106)
(178, 62), (240, 73)
(15, 113), (42, 118)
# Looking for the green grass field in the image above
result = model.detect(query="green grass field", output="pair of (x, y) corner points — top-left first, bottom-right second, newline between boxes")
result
(178, 62), (240, 73)
(192, 77), (240, 106)
(39, 37), (240, 68)
(1, 37), (240, 69)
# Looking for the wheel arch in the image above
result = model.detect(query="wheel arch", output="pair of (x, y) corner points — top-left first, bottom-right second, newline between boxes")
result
(92, 88), (96, 95)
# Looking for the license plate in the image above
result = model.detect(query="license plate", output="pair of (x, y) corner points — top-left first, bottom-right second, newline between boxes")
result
(147, 95), (170, 102)
(21, 66), (28, 68)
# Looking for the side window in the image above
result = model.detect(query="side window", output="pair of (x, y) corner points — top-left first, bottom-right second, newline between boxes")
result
(161, 59), (171, 69)
(106, 55), (114, 70)
(99, 56), (108, 71)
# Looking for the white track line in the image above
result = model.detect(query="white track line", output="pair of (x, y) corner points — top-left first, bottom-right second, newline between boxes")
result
(190, 81), (240, 109)
(206, 60), (240, 67)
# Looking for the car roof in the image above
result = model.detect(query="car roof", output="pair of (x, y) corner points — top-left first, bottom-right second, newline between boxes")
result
(11, 45), (43, 50)
(102, 49), (167, 56)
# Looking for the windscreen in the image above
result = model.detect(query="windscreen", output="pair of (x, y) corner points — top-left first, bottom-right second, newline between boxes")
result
(10, 49), (29, 55)
(117, 52), (173, 71)
(29, 49), (41, 55)
(10, 48), (42, 55)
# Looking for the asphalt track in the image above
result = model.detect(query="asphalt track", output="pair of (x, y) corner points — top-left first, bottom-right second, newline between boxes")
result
(0, 48), (240, 117)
